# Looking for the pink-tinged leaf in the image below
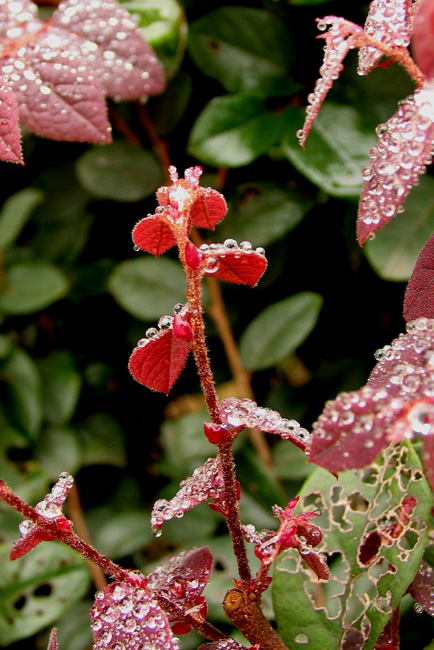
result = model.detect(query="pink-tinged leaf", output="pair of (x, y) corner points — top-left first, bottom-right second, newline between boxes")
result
(0, 82), (23, 164)
(91, 581), (175, 650)
(358, 0), (415, 75)
(298, 17), (365, 148)
(132, 214), (176, 258)
(47, 628), (58, 650)
(52, 0), (165, 100)
(357, 83), (434, 244)
(404, 231), (434, 321)
(10, 472), (73, 560)
(408, 559), (434, 616)
(1, 27), (111, 143)
(0, 0), (41, 40)
(147, 547), (212, 612)
(129, 326), (191, 395)
(310, 317), (434, 473)
(219, 397), (311, 452)
(412, 0), (434, 79)
(190, 187), (227, 230)
(202, 244), (267, 287)
(150, 458), (225, 533)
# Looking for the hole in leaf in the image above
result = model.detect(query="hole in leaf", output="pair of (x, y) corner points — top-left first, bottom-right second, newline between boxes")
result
(207, 38), (220, 51)
(214, 561), (225, 572)
(359, 530), (382, 566)
(331, 504), (353, 531)
(361, 467), (379, 485)
(13, 596), (26, 611)
(6, 447), (31, 462)
(34, 583), (52, 597)
(348, 492), (369, 512)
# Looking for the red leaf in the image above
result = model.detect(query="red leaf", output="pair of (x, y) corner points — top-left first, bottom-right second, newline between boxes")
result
(0, 83), (23, 164)
(190, 187), (227, 230)
(408, 559), (434, 616)
(132, 215), (176, 258)
(202, 244), (267, 287)
(47, 628), (58, 650)
(91, 581), (175, 650)
(404, 232), (434, 321)
(52, 0), (165, 100)
(412, 0), (434, 79)
(357, 84), (434, 245)
(129, 328), (190, 395)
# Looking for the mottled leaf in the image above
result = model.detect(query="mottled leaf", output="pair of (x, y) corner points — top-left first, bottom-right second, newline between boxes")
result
(404, 231), (434, 321)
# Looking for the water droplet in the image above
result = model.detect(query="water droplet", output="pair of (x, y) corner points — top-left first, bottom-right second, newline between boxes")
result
(158, 315), (173, 330)
(146, 327), (159, 339)
(204, 256), (220, 273)
(224, 238), (237, 249)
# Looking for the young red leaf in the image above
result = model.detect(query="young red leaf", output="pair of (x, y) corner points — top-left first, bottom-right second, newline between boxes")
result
(298, 17), (365, 149)
(358, 0), (415, 75)
(357, 83), (434, 244)
(219, 397), (311, 452)
(0, 83), (23, 164)
(403, 231), (434, 321)
(150, 458), (225, 534)
(129, 325), (191, 395)
(408, 559), (434, 616)
(412, 0), (434, 79)
(147, 547), (213, 604)
(47, 628), (58, 650)
(202, 243), (267, 287)
(51, 0), (165, 100)
(190, 187), (227, 230)
(91, 581), (175, 650)
(132, 214), (176, 258)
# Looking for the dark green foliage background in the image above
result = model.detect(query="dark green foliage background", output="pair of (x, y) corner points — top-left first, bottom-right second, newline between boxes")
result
(0, 0), (433, 648)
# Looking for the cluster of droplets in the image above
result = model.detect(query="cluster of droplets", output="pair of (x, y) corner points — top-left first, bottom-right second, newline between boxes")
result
(137, 303), (186, 347)
(297, 18), (363, 147)
(91, 581), (177, 650)
(358, 0), (414, 75)
(17, 472), (73, 539)
(199, 239), (265, 271)
(358, 83), (434, 239)
(150, 458), (224, 535)
(0, 0), (40, 40)
(168, 165), (203, 188)
(219, 398), (311, 449)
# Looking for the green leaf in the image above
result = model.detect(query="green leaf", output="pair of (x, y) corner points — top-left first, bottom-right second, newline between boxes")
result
(160, 411), (217, 477)
(75, 142), (164, 202)
(89, 510), (154, 559)
(239, 292), (323, 371)
(282, 104), (377, 197)
(79, 413), (126, 468)
(51, 600), (93, 650)
(108, 257), (187, 321)
(35, 427), (82, 480)
(0, 188), (45, 250)
(273, 442), (432, 650)
(188, 94), (284, 167)
(188, 7), (297, 96)
(235, 443), (287, 510)
(121, 0), (188, 79)
(39, 351), (82, 426)
(364, 176), (434, 281)
(0, 261), (69, 315)
(271, 440), (311, 481)
(216, 181), (312, 247)
(1, 348), (43, 439)
(0, 542), (90, 645)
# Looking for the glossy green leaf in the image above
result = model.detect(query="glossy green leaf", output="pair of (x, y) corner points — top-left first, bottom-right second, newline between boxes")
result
(89, 510), (153, 559)
(0, 542), (90, 644)
(108, 257), (187, 321)
(1, 348), (43, 439)
(188, 94), (284, 167)
(35, 427), (82, 480)
(39, 351), (82, 426)
(75, 142), (164, 202)
(188, 7), (296, 96)
(121, 0), (187, 79)
(0, 262), (69, 315)
(240, 292), (323, 371)
(282, 104), (377, 197)
(273, 442), (432, 650)
(216, 181), (312, 247)
(364, 176), (434, 281)
(0, 188), (45, 250)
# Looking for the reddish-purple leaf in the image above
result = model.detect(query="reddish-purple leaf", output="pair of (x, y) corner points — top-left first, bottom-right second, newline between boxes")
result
(219, 397), (311, 452)
(150, 458), (225, 534)
(91, 581), (175, 650)
(408, 559), (434, 616)
(190, 187), (227, 230)
(132, 214), (176, 258)
(357, 83), (434, 244)
(299, 17), (364, 149)
(129, 327), (190, 395)
(202, 245), (267, 287)
(404, 231), (434, 321)
(47, 628), (58, 650)
(358, 0), (415, 75)
(310, 317), (434, 473)
(52, 0), (165, 100)
(0, 82), (23, 163)
(199, 642), (255, 650)
(412, 0), (434, 79)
